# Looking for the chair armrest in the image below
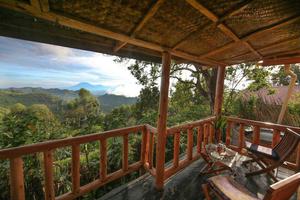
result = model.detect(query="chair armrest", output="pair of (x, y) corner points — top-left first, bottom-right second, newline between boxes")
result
(245, 141), (279, 160)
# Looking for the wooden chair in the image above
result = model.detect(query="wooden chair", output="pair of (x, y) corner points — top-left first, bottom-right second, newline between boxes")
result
(202, 172), (300, 200)
(244, 128), (300, 181)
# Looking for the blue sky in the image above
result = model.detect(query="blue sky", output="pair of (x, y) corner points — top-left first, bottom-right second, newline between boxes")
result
(0, 36), (141, 97)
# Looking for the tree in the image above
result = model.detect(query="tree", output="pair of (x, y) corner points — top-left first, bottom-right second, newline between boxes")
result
(64, 88), (102, 134)
(271, 64), (300, 86)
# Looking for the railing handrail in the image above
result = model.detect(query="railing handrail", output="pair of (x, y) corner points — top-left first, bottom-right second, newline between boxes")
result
(167, 116), (216, 135)
(0, 124), (145, 159)
(227, 116), (300, 132)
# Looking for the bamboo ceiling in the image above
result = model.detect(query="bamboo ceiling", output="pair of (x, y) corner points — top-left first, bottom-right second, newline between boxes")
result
(0, 0), (299, 67)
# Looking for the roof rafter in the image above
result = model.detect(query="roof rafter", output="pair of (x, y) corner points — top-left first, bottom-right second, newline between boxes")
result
(222, 36), (300, 62)
(199, 15), (300, 59)
(113, 0), (165, 53)
(261, 57), (300, 66)
(172, 0), (253, 50)
(0, 0), (226, 67)
(186, 0), (262, 59)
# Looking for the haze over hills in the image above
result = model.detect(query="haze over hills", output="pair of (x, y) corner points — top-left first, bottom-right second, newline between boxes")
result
(0, 85), (137, 113)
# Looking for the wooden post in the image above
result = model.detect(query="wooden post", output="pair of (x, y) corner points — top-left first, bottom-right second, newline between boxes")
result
(122, 134), (129, 172)
(187, 129), (193, 160)
(155, 51), (171, 190)
(44, 150), (55, 200)
(71, 145), (80, 194)
(10, 157), (25, 200)
(141, 128), (148, 165)
(197, 125), (204, 154)
(173, 132), (180, 168)
(213, 66), (226, 117)
(100, 139), (107, 181)
(148, 132), (154, 169)
(253, 126), (260, 145)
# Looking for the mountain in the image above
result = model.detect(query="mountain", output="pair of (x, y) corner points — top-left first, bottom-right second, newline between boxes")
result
(98, 94), (137, 113)
(68, 82), (110, 95)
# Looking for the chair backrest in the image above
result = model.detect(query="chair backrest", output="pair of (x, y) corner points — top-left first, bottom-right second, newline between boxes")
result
(263, 172), (300, 200)
(273, 128), (300, 160)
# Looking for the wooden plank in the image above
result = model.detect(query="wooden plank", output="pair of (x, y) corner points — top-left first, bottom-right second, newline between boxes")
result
(197, 125), (204, 154)
(187, 129), (193, 160)
(203, 123), (209, 146)
(30, 0), (41, 11)
(272, 129), (281, 148)
(186, 0), (218, 22)
(114, 0), (165, 52)
(10, 157), (25, 200)
(39, 0), (49, 12)
(155, 51), (171, 190)
(296, 143), (300, 169)
(225, 121), (232, 146)
(173, 132), (180, 168)
(71, 145), (80, 194)
(253, 126), (260, 145)
(209, 123), (214, 144)
(100, 139), (107, 181)
(122, 134), (129, 172)
(43, 150), (55, 200)
(238, 124), (245, 149)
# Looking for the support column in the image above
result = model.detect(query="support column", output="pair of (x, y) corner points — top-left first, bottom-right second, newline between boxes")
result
(213, 66), (226, 117)
(155, 51), (171, 190)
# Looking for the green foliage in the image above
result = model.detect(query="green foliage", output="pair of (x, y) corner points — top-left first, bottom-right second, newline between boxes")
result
(271, 64), (300, 86)
(247, 66), (272, 91)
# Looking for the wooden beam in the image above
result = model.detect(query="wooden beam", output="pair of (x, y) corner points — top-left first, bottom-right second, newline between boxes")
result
(155, 51), (171, 190)
(264, 49), (300, 59)
(43, 150), (55, 200)
(186, 0), (262, 59)
(172, 0), (253, 50)
(222, 36), (300, 62)
(114, 0), (165, 52)
(261, 57), (300, 66)
(39, 0), (49, 12)
(0, 1), (224, 67)
(10, 157), (25, 200)
(199, 15), (300, 59)
(213, 66), (226, 116)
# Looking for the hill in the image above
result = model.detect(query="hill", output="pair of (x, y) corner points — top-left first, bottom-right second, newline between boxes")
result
(68, 82), (110, 95)
(0, 88), (137, 113)
(98, 94), (137, 113)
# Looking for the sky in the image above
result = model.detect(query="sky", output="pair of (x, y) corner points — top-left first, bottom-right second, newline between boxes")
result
(0, 36), (142, 97)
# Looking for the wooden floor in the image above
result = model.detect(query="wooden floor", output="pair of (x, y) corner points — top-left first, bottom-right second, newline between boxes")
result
(97, 158), (297, 200)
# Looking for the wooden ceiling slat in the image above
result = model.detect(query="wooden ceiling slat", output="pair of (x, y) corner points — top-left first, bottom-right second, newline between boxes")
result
(0, 1), (225, 66)
(113, 0), (165, 53)
(262, 57), (300, 66)
(186, 0), (262, 59)
(199, 15), (300, 59)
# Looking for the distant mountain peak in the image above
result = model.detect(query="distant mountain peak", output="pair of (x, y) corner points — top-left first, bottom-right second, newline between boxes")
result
(68, 82), (111, 95)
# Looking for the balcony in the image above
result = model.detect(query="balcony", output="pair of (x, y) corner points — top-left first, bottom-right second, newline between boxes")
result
(1, 116), (299, 199)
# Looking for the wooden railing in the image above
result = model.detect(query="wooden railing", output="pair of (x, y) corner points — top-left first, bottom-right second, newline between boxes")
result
(1, 115), (299, 200)
(225, 117), (300, 170)
(164, 116), (216, 180)
(0, 125), (146, 200)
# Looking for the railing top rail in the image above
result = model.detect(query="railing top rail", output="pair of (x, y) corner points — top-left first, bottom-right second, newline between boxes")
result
(227, 116), (300, 132)
(0, 124), (145, 159)
(167, 116), (216, 135)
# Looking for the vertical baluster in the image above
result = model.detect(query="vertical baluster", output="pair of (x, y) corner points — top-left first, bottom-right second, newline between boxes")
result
(72, 144), (80, 194)
(44, 150), (55, 200)
(296, 143), (300, 169)
(187, 128), (193, 160)
(141, 128), (148, 164)
(238, 124), (245, 149)
(148, 132), (154, 169)
(253, 126), (260, 145)
(272, 129), (281, 148)
(122, 134), (129, 172)
(173, 132), (180, 168)
(197, 125), (204, 154)
(100, 139), (107, 181)
(203, 124), (208, 146)
(225, 121), (232, 146)
(209, 123), (214, 143)
(10, 157), (25, 200)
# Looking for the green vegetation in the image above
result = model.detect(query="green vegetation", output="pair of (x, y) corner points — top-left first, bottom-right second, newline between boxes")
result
(0, 62), (299, 199)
